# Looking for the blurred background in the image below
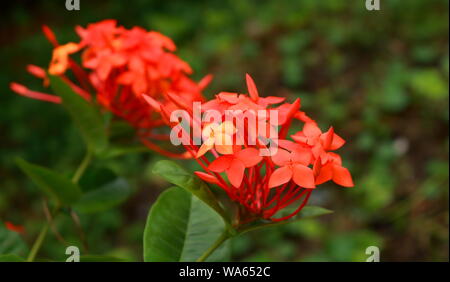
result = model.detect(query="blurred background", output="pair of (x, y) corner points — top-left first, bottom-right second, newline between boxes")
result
(0, 0), (448, 261)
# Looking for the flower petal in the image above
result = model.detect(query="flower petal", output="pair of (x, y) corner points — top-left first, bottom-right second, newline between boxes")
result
(311, 144), (328, 164)
(246, 74), (259, 101)
(321, 127), (345, 150)
(315, 163), (333, 185)
(278, 99), (301, 127)
(292, 164), (316, 188)
(313, 158), (322, 177)
(198, 74), (213, 90)
(328, 152), (342, 166)
(291, 132), (308, 144)
(294, 111), (314, 123)
(332, 165), (354, 187)
(142, 94), (162, 112)
(226, 159), (246, 187)
(330, 133), (345, 150)
(258, 96), (285, 106)
(201, 123), (216, 139)
(10, 83), (61, 104)
(27, 64), (47, 79)
(196, 139), (214, 158)
(215, 144), (234, 155)
(49, 42), (79, 75)
(303, 122), (322, 137)
(217, 92), (239, 104)
(202, 99), (221, 112)
(214, 133), (234, 154)
(278, 139), (301, 151)
(291, 148), (312, 166)
(268, 166), (293, 188)
(271, 148), (291, 166)
(216, 121), (236, 135)
(208, 155), (233, 172)
(235, 148), (262, 167)
(194, 171), (221, 185)
(321, 127), (335, 149)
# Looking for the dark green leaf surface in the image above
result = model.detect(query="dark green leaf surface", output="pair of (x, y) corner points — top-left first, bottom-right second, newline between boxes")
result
(100, 145), (150, 159)
(78, 166), (117, 193)
(74, 178), (131, 214)
(152, 160), (229, 223)
(49, 75), (108, 154)
(143, 187), (229, 262)
(0, 225), (28, 257)
(0, 254), (25, 262)
(16, 158), (82, 206)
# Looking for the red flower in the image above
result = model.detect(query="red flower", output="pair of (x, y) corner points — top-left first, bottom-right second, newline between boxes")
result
(196, 121), (236, 157)
(314, 152), (354, 187)
(268, 148), (315, 189)
(208, 148), (262, 187)
(292, 122), (345, 163)
(49, 42), (80, 75)
(157, 74), (354, 223)
(11, 20), (210, 158)
(5, 221), (24, 234)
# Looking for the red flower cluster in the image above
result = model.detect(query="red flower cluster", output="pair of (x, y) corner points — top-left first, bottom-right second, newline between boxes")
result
(149, 74), (354, 223)
(11, 20), (354, 224)
(11, 20), (211, 157)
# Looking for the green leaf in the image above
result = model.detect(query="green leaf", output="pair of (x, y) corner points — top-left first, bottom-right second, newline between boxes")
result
(100, 145), (149, 159)
(74, 178), (131, 214)
(49, 75), (108, 154)
(152, 160), (229, 224)
(410, 69), (448, 100)
(294, 206), (334, 219)
(75, 167), (131, 213)
(0, 225), (28, 257)
(0, 254), (25, 262)
(16, 158), (82, 206)
(78, 166), (117, 193)
(238, 206), (333, 234)
(143, 187), (230, 262)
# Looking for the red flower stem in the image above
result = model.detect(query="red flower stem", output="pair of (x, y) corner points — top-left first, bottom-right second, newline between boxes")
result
(264, 182), (297, 217)
(270, 190), (312, 222)
(140, 137), (190, 159)
(265, 182), (288, 207)
(278, 188), (308, 211)
(183, 144), (230, 192)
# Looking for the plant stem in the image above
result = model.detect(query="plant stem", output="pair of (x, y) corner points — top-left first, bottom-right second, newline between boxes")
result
(70, 151), (93, 251)
(72, 150), (93, 183)
(196, 231), (230, 262)
(42, 200), (67, 245)
(70, 209), (89, 252)
(26, 222), (50, 262)
(27, 151), (92, 262)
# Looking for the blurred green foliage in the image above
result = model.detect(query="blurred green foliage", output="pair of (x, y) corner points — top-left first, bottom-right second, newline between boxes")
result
(0, 0), (448, 261)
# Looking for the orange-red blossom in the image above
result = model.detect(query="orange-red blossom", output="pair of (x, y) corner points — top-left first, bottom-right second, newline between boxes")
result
(148, 74), (354, 223)
(11, 20), (211, 158)
(10, 20), (354, 224)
